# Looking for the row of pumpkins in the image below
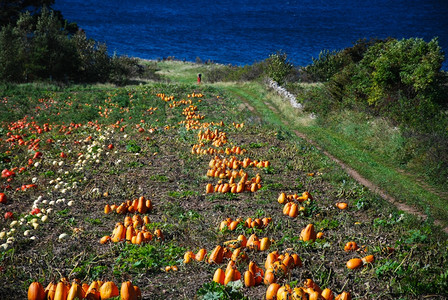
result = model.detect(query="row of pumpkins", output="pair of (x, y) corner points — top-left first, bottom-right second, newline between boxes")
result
(26, 92), (206, 299)
(179, 94), (356, 298)
(265, 280), (352, 300)
(28, 279), (140, 300)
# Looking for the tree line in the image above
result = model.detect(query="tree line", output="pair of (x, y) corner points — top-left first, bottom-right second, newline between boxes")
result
(0, 0), (152, 84)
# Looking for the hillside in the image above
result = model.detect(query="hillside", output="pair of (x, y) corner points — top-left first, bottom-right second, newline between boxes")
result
(0, 62), (447, 299)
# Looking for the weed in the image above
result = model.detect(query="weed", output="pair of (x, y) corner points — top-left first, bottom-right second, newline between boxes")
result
(85, 218), (102, 225)
(196, 281), (248, 300)
(114, 242), (185, 275)
(126, 140), (141, 153)
(179, 210), (202, 221)
(354, 197), (371, 210)
(167, 190), (198, 198)
(373, 213), (405, 229)
(127, 161), (144, 168)
(57, 208), (70, 216)
(248, 142), (267, 148)
(314, 218), (340, 231)
(151, 174), (169, 182)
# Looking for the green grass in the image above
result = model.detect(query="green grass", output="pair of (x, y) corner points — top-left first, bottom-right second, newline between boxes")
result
(220, 81), (448, 227)
(155, 60), (216, 84)
(114, 241), (185, 275)
(186, 73), (448, 228)
(2, 60), (447, 299)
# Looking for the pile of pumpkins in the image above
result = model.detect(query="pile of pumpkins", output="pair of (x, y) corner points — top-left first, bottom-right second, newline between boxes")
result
(278, 192), (314, 218)
(277, 192), (313, 204)
(218, 217), (272, 231)
(104, 196), (153, 215)
(100, 214), (164, 244)
(28, 278), (141, 300)
(183, 233), (275, 266)
(208, 156), (269, 171)
(212, 260), (264, 286)
(209, 249), (304, 288)
(266, 279), (352, 300)
(182, 105), (205, 121)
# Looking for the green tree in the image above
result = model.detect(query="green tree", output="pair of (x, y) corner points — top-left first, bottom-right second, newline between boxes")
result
(264, 51), (294, 85)
(72, 30), (111, 82)
(0, 24), (23, 81)
(0, 0), (55, 26)
(31, 7), (78, 81)
(350, 38), (445, 129)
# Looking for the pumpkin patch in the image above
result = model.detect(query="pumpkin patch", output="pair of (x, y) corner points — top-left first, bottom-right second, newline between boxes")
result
(0, 80), (445, 299)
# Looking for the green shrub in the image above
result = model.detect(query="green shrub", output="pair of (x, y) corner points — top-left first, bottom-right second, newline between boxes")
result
(197, 281), (248, 300)
(0, 7), (154, 85)
(204, 62), (266, 83)
(264, 51), (294, 85)
(204, 52), (297, 84)
(349, 38), (446, 130)
(304, 38), (381, 82)
(0, 24), (24, 82)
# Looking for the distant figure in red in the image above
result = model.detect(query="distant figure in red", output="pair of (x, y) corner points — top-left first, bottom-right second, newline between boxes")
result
(197, 73), (202, 84)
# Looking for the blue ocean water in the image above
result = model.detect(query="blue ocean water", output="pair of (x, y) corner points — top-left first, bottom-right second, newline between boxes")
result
(54, 0), (448, 68)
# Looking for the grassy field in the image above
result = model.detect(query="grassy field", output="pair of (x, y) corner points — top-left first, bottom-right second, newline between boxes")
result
(0, 62), (447, 299)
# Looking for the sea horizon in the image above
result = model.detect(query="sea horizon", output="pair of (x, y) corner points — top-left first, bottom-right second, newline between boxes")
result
(54, 0), (448, 69)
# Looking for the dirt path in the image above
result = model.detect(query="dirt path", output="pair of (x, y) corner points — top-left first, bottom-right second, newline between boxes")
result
(235, 89), (448, 234)
(292, 129), (448, 233)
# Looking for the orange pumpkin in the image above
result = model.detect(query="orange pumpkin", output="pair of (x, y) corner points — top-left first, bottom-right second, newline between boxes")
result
(205, 183), (214, 194)
(265, 251), (279, 270)
(120, 281), (137, 300)
(321, 288), (334, 300)
(237, 235), (247, 248)
(344, 241), (359, 252)
(183, 251), (195, 263)
(213, 268), (225, 285)
(134, 285), (142, 300)
(282, 254), (295, 270)
(335, 291), (352, 300)
(67, 281), (83, 300)
(292, 287), (306, 299)
(224, 268), (235, 286)
(45, 281), (57, 300)
(278, 193), (286, 204)
(126, 226), (136, 242)
(300, 224), (317, 242)
(260, 237), (271, 251)
(291, 253), (303, 268)
(288, 203), (299, 218)
(195, 248), (207, 261)
(277, 285), (291, 300)
(264, 270), (276, 285)
(229, 220), (239, 230)
(231, 248), (241, 262)
(346, 258), (363, 269)
(266, 283), (280, 300)
(362, 255), (375, 264)
(86, 281), (99, 295)
(244, 270), (255, 287)
(283, 202), (292, 215)
(111, 224), (125, 242)
(54, 281), (69, 300)
(28, 282), (45, 300)
(208, 245), (224, 264)
(336, 202), (348, 210)
(304, 279), (322, 294)
(99, 281), (119, 299)
(154, 229), (164, 240)
(137, 196), (147, 214)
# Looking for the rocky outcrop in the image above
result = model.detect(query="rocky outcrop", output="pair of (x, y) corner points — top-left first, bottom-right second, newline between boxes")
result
(266, 78), (303, 110)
